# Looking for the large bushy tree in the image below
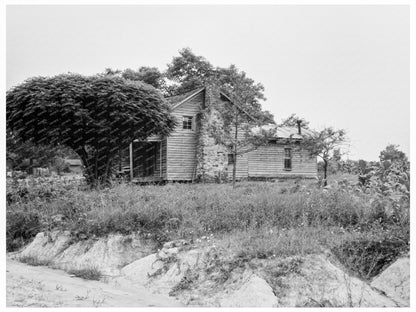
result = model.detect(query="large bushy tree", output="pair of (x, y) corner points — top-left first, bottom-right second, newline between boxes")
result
(7, 74), (176, 186)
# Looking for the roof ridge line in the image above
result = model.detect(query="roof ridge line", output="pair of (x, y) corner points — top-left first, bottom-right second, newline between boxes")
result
(170, 87), (205, 110)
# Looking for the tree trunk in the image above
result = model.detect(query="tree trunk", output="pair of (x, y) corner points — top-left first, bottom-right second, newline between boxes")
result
(323, 159), (328, 186)
(29, 157), (33, 175)
(118, 147), (122, 173)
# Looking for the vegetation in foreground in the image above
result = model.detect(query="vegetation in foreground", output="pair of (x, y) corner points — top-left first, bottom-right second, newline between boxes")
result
(7, 158), (409, 281)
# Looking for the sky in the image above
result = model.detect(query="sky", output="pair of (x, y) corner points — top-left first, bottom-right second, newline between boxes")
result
(6, 5), (410, 161)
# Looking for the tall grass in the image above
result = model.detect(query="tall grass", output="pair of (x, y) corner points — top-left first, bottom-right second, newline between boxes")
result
(7, 179), (409, 279)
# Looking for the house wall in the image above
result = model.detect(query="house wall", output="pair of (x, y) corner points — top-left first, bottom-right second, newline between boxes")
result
(166, 92), (203, 181)
(231, 144), (317, 179)
(227, 153), (249, 180)
(163, 87), (317, 182)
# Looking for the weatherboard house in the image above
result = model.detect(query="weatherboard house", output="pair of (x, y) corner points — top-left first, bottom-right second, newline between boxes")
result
(126, 87), (318, 182)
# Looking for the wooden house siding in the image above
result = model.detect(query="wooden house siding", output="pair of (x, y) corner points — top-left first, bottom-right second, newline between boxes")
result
(128, 87), (318, 182)
(247, 145), (317, 178)
(227, 144), (317, 180)
(227, 153), (249, 180)
(166, 91), (203, 181)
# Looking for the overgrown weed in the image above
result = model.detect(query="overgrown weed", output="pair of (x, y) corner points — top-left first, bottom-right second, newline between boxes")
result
(68, 266), (102, 281)
(18, 255), (51, 267)
(7, 175), (409, 280)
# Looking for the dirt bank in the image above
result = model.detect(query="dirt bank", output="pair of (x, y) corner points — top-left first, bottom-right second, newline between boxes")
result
(8, 231), (409, 307)
(6, 258), (182, 307)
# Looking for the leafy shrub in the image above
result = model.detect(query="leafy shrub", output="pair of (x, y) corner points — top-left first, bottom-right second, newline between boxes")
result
(6, 210), (43, 251)
(330, 236), (407, 280)
(18, 255), (50, 266)
(68, 266), (102, 280)
(6, 181), (404, 243)
(263, 257), (303, 296)
(359, 159), (410, 199)
(6, 176), (82, 204)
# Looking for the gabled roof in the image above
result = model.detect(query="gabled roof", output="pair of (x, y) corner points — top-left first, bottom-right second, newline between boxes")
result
(166, 87), (256, 121)
(166, 87), (205, 110)
(219, 91), (257, 122)
(252, 124), (316, 139)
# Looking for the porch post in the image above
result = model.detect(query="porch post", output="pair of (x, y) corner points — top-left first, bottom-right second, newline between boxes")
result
(160, 140), (163, 178)
(129, 142), (133, 181)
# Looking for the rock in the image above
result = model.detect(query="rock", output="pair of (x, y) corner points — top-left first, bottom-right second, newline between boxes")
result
(17, 231), (72, 263)
(121, 248), (203, 296)
(147, 249), (202, 295)
(162, 240), (189, 249)
(219, 274), (278, 307)
(371, 256), (409, 306)
(121, 253), (164, 285)
(158, 247), (180, 260)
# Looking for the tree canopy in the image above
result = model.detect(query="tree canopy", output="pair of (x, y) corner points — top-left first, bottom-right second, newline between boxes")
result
(103, 48), (274, 125)
(6, 74), (176, 186)
(278, 114), (310, 129)
(379, 144), (407, 163)
(102, 67), (166, 90)
(301, 127), (347, 186)
(165, 48), (215, 94)
(165, 48), (274, 125)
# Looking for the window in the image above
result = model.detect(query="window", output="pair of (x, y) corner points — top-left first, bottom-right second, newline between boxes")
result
(228, 153), (235, 165)
(182, 116), (193, 130)
(284, 148), (292, 170)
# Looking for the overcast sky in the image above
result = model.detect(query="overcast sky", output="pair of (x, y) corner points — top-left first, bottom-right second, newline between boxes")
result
(6, 5), (410, 161)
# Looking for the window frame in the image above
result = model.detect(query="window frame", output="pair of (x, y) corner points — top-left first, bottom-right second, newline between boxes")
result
(228, 153), (235, 165)
(284, 147), (292, 170)
(182, 116), (193, 130)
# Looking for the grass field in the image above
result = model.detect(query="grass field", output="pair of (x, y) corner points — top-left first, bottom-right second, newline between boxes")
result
(6, 173), (410, 280)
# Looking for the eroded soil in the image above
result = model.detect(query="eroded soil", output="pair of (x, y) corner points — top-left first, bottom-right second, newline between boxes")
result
(6, 258), (182, 307)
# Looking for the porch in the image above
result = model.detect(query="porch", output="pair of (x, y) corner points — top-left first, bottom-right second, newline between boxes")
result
(127, 139), (166, 182)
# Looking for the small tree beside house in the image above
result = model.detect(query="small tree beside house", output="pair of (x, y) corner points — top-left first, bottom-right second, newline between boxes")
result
(301, 127), (347, 186)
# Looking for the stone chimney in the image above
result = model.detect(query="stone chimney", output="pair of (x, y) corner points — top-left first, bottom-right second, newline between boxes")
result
(296, 120), (302, 135)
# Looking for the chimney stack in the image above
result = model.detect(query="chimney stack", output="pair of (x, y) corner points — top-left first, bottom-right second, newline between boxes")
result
(296, 120), (302, 135)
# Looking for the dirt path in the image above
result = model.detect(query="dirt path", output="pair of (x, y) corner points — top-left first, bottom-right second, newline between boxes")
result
(6, 258), (182, 307)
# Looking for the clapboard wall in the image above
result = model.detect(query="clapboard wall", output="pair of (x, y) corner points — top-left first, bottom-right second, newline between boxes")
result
(166, 92), (203, 181)
(228, 144), (317, 179)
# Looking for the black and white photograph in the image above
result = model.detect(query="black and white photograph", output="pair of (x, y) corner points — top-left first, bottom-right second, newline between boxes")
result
(3, 1), (413, 308)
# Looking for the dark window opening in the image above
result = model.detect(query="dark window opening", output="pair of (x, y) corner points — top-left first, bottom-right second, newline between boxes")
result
(182, 116), (193, 130)
(284, 148), (292, 170)
(228, 153), (235, 165)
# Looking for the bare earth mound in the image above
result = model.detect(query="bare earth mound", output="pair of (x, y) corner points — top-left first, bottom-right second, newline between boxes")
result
(7, 232), (409, 307)
(6, 259), (181, 307)
(371, 255), (410, 306)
